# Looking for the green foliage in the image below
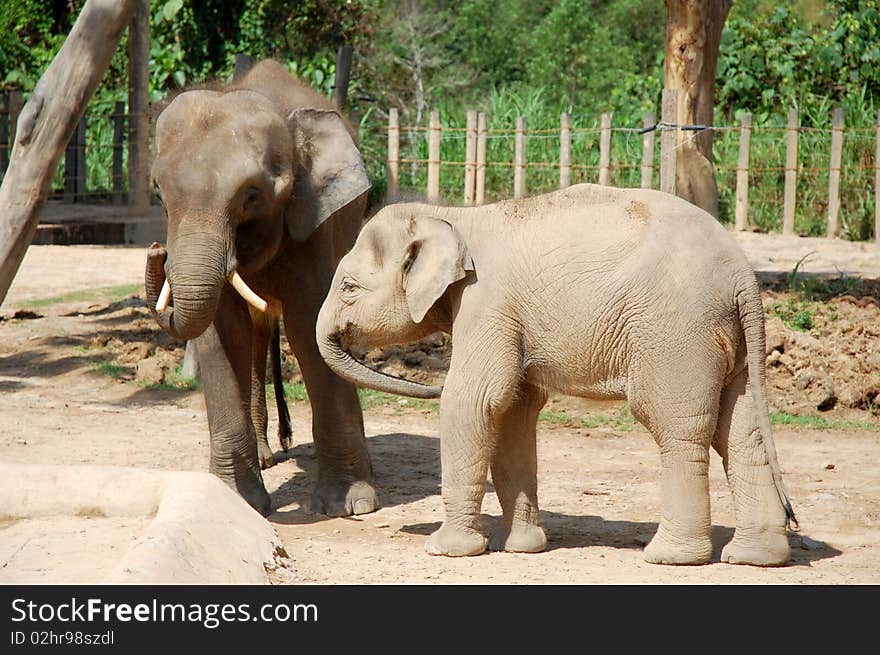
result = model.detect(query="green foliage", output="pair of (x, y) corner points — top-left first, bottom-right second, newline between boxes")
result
(771, 298), (816, 332)
(718, 0), (880, 117)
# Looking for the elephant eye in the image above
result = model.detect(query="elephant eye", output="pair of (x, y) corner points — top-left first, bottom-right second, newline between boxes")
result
(242, 186), (261, 210)
(340, 278), (359, 294)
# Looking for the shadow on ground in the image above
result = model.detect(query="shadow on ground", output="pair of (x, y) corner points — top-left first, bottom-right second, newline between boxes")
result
(269, 431), (440, 526)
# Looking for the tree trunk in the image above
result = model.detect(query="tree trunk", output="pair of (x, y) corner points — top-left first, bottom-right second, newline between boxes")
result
(0, 0), (138, 306)
(664, 0), (733, 218)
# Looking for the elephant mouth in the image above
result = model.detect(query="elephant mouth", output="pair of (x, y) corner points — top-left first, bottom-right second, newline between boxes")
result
(155, 270), (267, 314)
(318, 332), (443, 399)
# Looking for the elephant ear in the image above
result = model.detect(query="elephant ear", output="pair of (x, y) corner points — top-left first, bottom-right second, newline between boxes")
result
(403, 216), (474, 324)
(285, 108), (371, 242)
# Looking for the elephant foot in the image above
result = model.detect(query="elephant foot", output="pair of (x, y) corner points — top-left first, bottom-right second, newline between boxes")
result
(721, 529), (790, 567)
(258, 440), (276, 470)
(425, 523), (487, 557)
(488, 523), (547, 553)
(643, 525), (712, 566)
(310, 479), (378, 517)
(230, 476), (273, 517)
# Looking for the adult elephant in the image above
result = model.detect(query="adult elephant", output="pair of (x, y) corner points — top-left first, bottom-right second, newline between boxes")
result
(144, 59), (376, 517)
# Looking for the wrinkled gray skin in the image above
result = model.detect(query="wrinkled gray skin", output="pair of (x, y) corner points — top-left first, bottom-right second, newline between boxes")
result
(316, 184), (796, 566)
(145, 60), (377, 517)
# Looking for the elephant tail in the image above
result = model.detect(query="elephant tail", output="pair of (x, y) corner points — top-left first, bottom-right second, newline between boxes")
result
(270, 320), (293, 451)
(735, 271), (798, 530)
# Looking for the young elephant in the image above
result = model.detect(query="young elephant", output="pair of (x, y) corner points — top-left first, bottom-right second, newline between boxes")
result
(316, 184), (796, 566)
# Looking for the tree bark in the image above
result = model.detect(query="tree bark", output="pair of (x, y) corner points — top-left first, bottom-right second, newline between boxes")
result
(0, 0), (138, 306)
(664, 0), (733, 218)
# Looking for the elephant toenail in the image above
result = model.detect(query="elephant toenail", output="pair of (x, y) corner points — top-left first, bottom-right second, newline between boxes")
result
(354, 498), (374, 514)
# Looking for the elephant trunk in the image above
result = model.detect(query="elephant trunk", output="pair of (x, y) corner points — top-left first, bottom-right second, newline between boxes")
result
(318, 332), (442, 399)
(145, 231), (228, 341)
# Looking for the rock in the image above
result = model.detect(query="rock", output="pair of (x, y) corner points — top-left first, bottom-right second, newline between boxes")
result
(793, 369), (815, 390)
(422, 355), (447, 370)
(136, 357), (165, 385)
(837, 384), (866, 409)
(766, 351), (783, 367)
(778, 353), (797, 374)
(422, 332), (447, 348)
(118, 342), (151, 364)
(89, 334), (111, 348)
(764, 317), (787, 355)
(404, 351), (427, 366)
(808, 374), (836, 411)
(365, 348), (385, 362)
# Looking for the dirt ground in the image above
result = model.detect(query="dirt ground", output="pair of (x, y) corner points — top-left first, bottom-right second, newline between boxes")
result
(1, 238), (879, 584)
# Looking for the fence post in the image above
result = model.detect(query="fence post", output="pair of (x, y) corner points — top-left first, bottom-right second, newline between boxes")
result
(599, 112), (612, 185)
(386, 108), (399, 201)
(464, 110), (477, 205)
(559, 112), (571, 189)
(734, 112), (753, 231)
(476, 112), (487, 205)
(875, 110), (880, 246)
(332, 45), (353, 111)
(112, 101), (126, 205)
(659, 88), (677, 195)
(640, 111), (656, 188)
(427, 110), (441, 203)
(827, 107), (844, 238)
(64, 116), (87, 203)
(127, 0), (151, 213)
(0, 94), (8, 176)
(782, 108), (799, 236)
(514, 117), (526, 199)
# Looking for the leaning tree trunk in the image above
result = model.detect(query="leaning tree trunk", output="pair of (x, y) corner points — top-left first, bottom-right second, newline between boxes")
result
(664, 0), (733, 218)
(0, 0), (139, 306)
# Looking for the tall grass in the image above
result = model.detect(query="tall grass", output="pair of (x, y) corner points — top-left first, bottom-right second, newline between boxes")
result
(361, 87), (878, 241)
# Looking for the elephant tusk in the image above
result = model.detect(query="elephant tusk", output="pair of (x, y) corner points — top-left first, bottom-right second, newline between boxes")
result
(155, 280), (172, 313)
(228, 271), (268, 313)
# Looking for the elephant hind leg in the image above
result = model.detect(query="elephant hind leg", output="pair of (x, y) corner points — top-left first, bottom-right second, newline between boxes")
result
(270, 319), (293, 451)
(628, 362), (721, 565)
(488, 383), (548, 553)
(249, 309), (276, 470)
(713, 369), (789, 566)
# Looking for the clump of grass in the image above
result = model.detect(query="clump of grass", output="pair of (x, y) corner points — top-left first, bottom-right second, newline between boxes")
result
(23, 284), (141, 308)
(770, 412), (880, 432)
(89, 360), (132, 379)
(147, 365), (200, 391)
(539, 406), (641, 432)
(771, 298), (816, 332)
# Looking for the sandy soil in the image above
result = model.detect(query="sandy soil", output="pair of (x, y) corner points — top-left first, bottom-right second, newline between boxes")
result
(1, 240), (878, 584)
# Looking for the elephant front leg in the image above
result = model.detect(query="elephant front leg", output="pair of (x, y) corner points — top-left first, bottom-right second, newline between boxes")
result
(194, 288), (271, 515)
(487, 383), (548, 553)
(425, 374), (508, 557)
(282, 302), (377, 517)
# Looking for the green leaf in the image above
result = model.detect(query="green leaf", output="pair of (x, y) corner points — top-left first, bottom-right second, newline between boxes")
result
(163, 0), (183, 23)
(173, 70), (186, 88)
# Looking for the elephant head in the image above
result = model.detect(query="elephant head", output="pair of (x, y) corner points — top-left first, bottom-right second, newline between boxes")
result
(145, 88), (370, 340)
(316, 207), (473, 398)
